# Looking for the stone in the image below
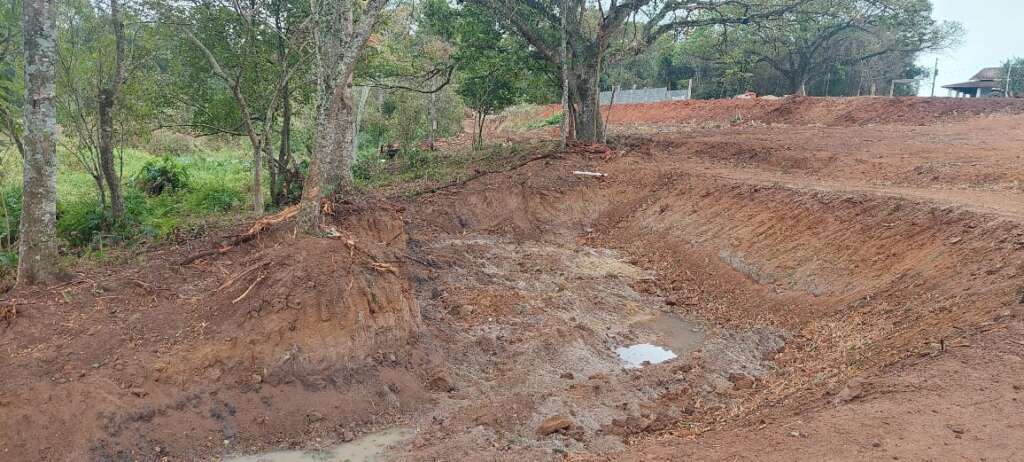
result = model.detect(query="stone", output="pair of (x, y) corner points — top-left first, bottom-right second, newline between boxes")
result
(536, 415), (573, 436)
(560, 372), (575, 380)
(728, 372), (755, 390)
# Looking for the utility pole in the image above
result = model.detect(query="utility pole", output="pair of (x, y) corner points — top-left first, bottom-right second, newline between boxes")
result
(931, 58), (938, 97)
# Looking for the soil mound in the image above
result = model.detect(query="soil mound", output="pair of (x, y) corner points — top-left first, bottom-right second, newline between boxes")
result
(602, 96), (1024, 127)
(0, 202), (431, 461)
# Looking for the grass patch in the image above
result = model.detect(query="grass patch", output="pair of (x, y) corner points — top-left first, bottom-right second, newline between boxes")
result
(0, 145), (254, 253)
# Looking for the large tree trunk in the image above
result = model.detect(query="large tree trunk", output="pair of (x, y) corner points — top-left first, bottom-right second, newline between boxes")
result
(19, 0), (64, 286)
(298, 80), (356, 230)
(298, 0), (387, 231)
(573, 68), (602, 143)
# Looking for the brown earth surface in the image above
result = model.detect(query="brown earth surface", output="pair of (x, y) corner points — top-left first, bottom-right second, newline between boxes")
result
(2, 97), (1024, 461)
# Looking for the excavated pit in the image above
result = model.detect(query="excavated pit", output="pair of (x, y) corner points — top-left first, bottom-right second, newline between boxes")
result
(3, 100), (1024, 461)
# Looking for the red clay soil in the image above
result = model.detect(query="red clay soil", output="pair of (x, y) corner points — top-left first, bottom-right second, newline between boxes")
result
(2, 97), (1024, 461)
(0, 201), (436, 461)
(524, 96), (1024, 130)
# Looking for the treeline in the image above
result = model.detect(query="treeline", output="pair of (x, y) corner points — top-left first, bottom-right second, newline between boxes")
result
(604, 0), (961, 98)
(0, 0), (958, 286)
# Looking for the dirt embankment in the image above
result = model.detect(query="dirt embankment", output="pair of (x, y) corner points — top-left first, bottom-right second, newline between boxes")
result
(3, 99), (1024, 461)
(0, 203), (435, 461)
(405, 137), (1024, 458)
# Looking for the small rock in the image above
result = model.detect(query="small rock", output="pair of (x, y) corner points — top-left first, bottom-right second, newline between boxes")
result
(788, 431), (802, 438)
(457, 305), (476, 317)
(664, 298), (678, 307)
(560, 372), (575, 380)
(728, 372), (755, 390)
(872, 442), (882, 448)
(946, 424), (965, 435)
(129, 388), (148, 398)
(427, 376), (454, 393)
(425, 374), (454, 393)
(536, 415), (573, 436)
(341, 430), (355, 442)
(305, 412), (323, 424)
(833, 379), (864, 405)
(1012, 384), (1021, 391)
(251, 374), (263, 384)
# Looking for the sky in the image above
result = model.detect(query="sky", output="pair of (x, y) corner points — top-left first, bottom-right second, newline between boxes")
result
(917, 0), (1024, 96)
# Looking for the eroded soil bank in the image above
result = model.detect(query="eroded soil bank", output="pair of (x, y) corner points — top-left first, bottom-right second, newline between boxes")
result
(2, 98), (1024, 461)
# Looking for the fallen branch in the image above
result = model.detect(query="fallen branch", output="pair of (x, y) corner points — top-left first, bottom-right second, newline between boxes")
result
(406, 152), (557, 197)
(179, 206), (299, 265)
(232, 274), (266, 304)
(573, 170), (607, 177)
(217, 261), (271, 291)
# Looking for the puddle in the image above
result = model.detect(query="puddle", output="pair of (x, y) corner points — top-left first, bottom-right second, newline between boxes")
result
(615, 344), (677, 368)
(631, 312), (706, 358)
(226, 427), (414, 462)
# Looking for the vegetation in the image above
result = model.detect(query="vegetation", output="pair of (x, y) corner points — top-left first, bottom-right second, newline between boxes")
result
(2, 0), (960, 285)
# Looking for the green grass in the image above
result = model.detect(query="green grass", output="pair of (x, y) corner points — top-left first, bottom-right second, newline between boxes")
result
(0, 144), (254, 254)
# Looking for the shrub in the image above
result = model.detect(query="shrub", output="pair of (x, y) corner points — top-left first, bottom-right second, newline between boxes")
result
(57, 199), (109, 248)
(146, 130), (200, 156)
(186, 181), (244, 213)
(136, 158), (189, 196)
(0, 186), (22, 249)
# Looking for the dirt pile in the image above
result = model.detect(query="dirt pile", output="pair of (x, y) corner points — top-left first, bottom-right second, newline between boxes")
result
(0, 203), (433, 461)
(580, 96), (1024, 128)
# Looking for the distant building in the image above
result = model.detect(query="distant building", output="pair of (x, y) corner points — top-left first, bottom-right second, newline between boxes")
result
(942, 67), (1006, 98)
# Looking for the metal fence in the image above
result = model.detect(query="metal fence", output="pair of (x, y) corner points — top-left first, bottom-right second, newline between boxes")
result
(599, 87), (690, 105)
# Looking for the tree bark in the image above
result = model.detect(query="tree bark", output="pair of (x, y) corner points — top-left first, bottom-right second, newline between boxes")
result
(97, 0), (126, 219)
(19, 0), (64, 286)
(273, 80), (292, 206)
(297, 0), (388, 231)
(574, 67), (602, 143)
(298, 79), (356, 230)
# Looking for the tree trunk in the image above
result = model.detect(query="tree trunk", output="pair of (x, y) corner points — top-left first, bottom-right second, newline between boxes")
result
(98, 90), (123, 219)
(573, 69), (602, 143)
(19, 0), (64, 286)
(474, 111), (486, 149)
(298, 81), (356, 230)
(274, 81), (292, 206)
(97, 0), (126, 220)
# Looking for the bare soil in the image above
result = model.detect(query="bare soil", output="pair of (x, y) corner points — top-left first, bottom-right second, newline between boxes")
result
(2, 97), (1024, 461)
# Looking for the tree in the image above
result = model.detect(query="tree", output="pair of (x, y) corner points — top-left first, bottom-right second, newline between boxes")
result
(1, 0), (24, 159)
(1002, 57), (1023, 98)
(424, 0), (538, 148)
(55, 0), (144, 219)
(710, 0), (961, 95)
(168, 0), (310, 213)
(19, 0), (63, 285)
(296, 0), (388, 230)
(474, 0), (802, 143)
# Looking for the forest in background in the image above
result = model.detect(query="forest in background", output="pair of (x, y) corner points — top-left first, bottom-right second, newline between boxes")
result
(1, 0), (971, 284)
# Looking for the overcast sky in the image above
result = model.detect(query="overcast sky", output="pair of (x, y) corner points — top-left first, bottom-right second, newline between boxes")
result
(917, 0), (1024, 96)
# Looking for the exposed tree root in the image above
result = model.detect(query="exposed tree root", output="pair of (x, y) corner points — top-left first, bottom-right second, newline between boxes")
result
(179, 205), (299, 265)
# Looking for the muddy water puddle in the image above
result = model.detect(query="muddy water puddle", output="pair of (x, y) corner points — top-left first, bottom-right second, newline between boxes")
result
(617, 312), (707, 368)
(226, 427), (414, 462)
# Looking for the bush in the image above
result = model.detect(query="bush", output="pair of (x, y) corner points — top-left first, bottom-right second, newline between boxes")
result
(186, 181), (245, 213)
(146, 130), (200, 156)
(0, 186), (21, 249)
(136, 158), (190, 196)
(528, 111), (563, 129)
(57, 199), (109, 248)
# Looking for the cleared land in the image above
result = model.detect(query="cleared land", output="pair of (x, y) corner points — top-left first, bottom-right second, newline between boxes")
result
(2, 96), (1023, 461)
